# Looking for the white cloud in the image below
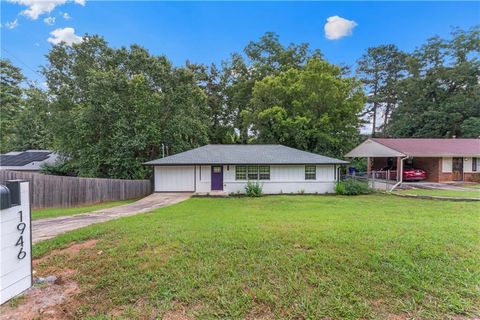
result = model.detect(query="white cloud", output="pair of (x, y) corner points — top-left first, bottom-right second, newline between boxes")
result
(47, 27), (83, 45)
(5, 18), (19, 29)
(43, 16), (56, 25)
(8, 0), (86, 20)
(60, 12), (71, 20)
(324, 16), (357, 40)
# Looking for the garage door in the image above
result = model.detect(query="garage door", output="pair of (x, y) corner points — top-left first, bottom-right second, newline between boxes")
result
(154, 166), (194, 192)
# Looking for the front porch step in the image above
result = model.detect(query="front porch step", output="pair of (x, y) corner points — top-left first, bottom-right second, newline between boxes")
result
(193, 191), (229, 197)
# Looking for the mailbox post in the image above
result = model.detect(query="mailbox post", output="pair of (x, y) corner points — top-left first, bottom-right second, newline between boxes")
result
(0, 180), (32, 305)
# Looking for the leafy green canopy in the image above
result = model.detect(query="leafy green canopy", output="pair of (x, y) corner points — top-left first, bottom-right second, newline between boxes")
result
(248, 58), (365, 157)
(2, 27), (478, 179)
(0, 59), (52, 152)
(43, 36), (209, 179)
(1, 59), (24, 152)
(370, 27), (479, 138)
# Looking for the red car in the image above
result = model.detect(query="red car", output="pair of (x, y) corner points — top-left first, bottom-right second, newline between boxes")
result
(402, 167), (427, 181)
(380, 166), (427, 181)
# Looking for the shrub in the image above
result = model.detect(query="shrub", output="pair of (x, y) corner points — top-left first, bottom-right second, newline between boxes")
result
(245, 181), (263, 197)
(335, 178), (372, 195)
(40, 158), (77, 176)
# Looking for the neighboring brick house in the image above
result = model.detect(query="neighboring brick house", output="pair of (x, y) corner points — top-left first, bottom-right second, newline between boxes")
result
(345, 138), (480, 183)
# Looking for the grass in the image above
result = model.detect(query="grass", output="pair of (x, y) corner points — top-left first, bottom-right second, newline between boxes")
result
(33, 195), (480, 319)
(32, 198), (138, 220)
(397, 188), (480, 199)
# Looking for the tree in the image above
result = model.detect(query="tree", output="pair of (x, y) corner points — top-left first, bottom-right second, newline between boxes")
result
(222, 32), (322, 143)
(11, 87), (53, 150)
(388, 26), (480, 138)
(460, 117), (480, 138)
(187, 62), (236, 143)
(248, 58), (365, 157)
(0, 59), (24, 152)
(42, 36), (209, 179)
(356, 45), (407, 136)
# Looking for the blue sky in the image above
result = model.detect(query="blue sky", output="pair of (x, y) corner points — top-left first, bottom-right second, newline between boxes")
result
(1, 1), (479, 83)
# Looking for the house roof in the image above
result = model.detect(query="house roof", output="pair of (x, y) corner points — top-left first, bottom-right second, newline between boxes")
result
(145, 144), (348, 165)
(0, 150), (59, 171)
(345, 138), (480, 158)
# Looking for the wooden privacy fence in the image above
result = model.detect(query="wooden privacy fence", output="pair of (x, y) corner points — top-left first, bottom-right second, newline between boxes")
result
(0, 171), (151, 209)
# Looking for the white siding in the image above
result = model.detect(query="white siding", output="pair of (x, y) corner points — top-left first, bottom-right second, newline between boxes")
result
(195, 165), (211, 192)
(154, 166), (194, 192)
(154, 164), (338, 193)
(463, 157), (473, 173)
(223, 165), (336, 194)
(442, 157), (452, 173)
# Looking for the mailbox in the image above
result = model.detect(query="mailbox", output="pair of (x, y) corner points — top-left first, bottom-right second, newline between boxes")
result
(6, 180), (21, 206)
(0, 185), (11, 209)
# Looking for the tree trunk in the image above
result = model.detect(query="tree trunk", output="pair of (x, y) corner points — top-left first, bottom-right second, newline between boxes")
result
(372, 102), (377, 137)
(383, 102), (391, 136)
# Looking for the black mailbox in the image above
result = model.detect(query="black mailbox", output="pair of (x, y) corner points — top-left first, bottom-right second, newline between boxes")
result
(0, 184), (12, 209)
(6, 181), (21, 206)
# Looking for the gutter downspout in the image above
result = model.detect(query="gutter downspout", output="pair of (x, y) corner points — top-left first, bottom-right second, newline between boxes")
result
(389, 155), (409, 192)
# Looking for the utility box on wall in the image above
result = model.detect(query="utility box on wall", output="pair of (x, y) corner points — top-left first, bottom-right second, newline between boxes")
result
(0, 180), (32, 305)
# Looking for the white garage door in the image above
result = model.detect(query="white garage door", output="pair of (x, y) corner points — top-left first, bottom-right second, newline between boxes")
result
(154, 166), (194, 192)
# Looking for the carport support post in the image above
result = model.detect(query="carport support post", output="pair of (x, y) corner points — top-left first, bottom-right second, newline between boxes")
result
(367, 157), (371, 177)
(396, 157), (402, 182)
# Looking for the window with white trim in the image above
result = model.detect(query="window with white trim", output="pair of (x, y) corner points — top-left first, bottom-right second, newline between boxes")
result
(247, 166), (258, 180)
(235, 166), (247, 180)
(259, 166), (270, 180)
(235, 165), (270, 180)
(305, 165), (316, 180)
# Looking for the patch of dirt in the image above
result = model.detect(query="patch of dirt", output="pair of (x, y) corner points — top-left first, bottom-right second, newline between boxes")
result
(293, 243), (313, 251)
(246, 304), (274, 320)
(0, 277), (79, 320)
(51, 239), (99, 256)
(0, 240), (98, 320)
(163, 306), (194, 320)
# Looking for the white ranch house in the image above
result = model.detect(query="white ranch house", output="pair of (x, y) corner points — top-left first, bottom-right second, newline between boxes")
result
(145, 144), (348, 194)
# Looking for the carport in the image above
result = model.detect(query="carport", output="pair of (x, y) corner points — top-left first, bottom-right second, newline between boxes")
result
(345, 138), (480, 183)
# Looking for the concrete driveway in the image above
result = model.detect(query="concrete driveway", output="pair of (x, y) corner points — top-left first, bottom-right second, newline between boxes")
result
(32, 193), (192, 243)
(402, 182), (477, 191)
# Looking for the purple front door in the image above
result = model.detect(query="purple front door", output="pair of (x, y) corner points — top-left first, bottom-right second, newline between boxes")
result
(211, 166), (223, 190)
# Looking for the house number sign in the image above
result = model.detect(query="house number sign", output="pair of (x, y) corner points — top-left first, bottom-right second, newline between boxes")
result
(0, 180), (32, 305)
(15, 210), (28, 260)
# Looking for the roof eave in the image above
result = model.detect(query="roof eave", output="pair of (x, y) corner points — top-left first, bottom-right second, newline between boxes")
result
(144, 161), (349, 166)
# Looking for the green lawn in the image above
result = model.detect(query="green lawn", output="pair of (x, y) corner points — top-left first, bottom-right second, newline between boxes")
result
(397, 188), (480, 199)
(33, 195), (480, 319)
(32, 198), (138, 220)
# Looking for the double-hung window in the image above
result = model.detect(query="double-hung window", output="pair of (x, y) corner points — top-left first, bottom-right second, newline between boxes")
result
(305, 165), (316, 180)
(235, 166), (247, 180)
(259, 166), (270, 180)
(235, 165), (270, 180)
(247, 166), (258, 180)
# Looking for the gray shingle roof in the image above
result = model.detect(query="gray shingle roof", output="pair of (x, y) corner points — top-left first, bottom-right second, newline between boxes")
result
(145, 145), (348, 165)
